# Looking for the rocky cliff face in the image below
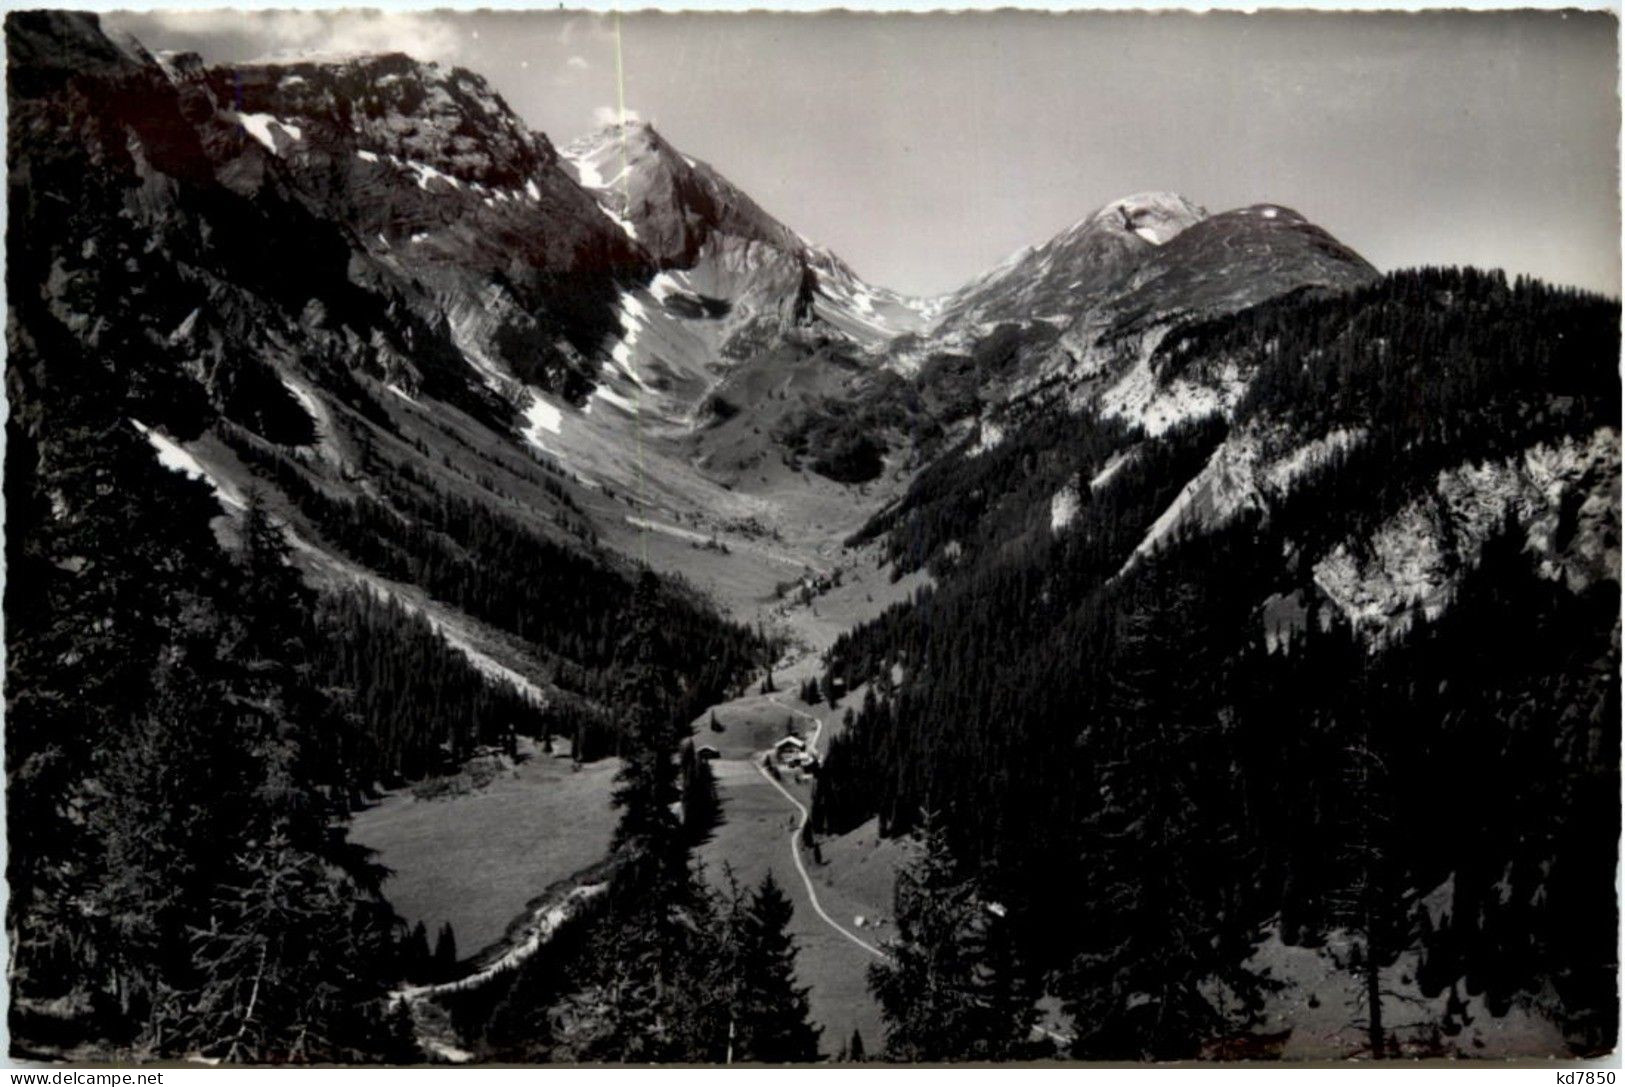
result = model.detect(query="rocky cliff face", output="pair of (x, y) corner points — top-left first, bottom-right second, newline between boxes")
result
(184, 51), (650, 402)
(1312, 427), (1622, 638)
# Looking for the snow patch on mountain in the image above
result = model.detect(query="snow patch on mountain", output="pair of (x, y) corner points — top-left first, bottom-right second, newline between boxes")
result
(130, 420), (245, 510)
(1090, 448), (1136, 492)
(1089, 191), (1209, 245)
(932, 191), (1208, 339)
(526, 396), (562, 437)
(607, 293), (654, 385)
(277, 376), (343, 464)
(228, 111), (302, 154)
(562, 146), (641, 239)
(385, 383), (421, 407)
(590, 381), (642, 417)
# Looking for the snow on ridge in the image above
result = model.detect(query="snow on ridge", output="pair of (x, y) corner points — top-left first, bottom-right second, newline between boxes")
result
(563, 150), (605, 189)
(561, 152), (640, 238)
(129, 420), (244, 510)
(231, 112), (302, 154)
(385, 383), (421, 407)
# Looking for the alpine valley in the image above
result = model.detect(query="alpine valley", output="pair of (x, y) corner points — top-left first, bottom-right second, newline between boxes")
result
(6, 11), (1619, 1065)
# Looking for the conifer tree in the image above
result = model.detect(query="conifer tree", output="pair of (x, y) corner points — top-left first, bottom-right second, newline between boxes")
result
(381, 1000), (425, 1065)
(554, 573), (728, 1062)
(732, 872), (820, 1062)
(433, 923), (459, 983)
(403, 922), (432, 983)
(868, 814), (1037, 1061)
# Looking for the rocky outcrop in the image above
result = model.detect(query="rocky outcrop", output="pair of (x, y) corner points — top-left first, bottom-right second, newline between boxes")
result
(1313, 427), (1621, 638)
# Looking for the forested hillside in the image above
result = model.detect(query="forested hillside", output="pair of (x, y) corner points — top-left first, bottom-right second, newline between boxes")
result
(5, 11), (774, 1060)
(813, 267), (1621, 1058)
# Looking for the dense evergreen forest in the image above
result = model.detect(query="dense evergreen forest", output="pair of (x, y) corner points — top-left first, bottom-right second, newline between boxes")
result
(2, 12), (795, 1060)
(7, 307), (405, 1058)
(813, 268), (1621, 1058)
(2, 61), (768, 1057)
(311, 591), (617, 789)
(4, 284), (778, 1061)
(5, 292), (782, 1060)
(221, 429), (771, 723)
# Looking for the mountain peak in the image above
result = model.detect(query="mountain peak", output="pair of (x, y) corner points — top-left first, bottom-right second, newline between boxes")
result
(1080, 191), (1208, 245)
(561, 120), (808, 267)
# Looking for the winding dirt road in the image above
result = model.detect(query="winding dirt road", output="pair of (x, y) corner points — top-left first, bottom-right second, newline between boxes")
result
(757, 694), (886, 961)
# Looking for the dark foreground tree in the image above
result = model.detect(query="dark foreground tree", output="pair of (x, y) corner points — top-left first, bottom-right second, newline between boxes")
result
(732, 871), (821, 1062)
(869, 815), (1039, 1061)
(550, 574), (731, 1061)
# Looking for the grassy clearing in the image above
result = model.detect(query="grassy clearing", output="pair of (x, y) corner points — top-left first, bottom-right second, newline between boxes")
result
(351, 738), (620, 960)
(698, 754), (889, 1057)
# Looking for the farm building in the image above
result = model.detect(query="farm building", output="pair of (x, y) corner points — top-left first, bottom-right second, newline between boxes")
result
(772, 735), (816, 771)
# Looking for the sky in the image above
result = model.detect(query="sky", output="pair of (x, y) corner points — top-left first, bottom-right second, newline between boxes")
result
(108, 8), (1621, 297)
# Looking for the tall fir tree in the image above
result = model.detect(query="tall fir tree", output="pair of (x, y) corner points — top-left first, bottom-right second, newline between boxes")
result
(868, 814), (1039, 1061)
(731, 871), (821, 1063)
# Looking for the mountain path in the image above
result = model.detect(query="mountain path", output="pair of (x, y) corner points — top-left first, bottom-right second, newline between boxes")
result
(756, 696), (1074, 1051)
(756, 693), (887, 961)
